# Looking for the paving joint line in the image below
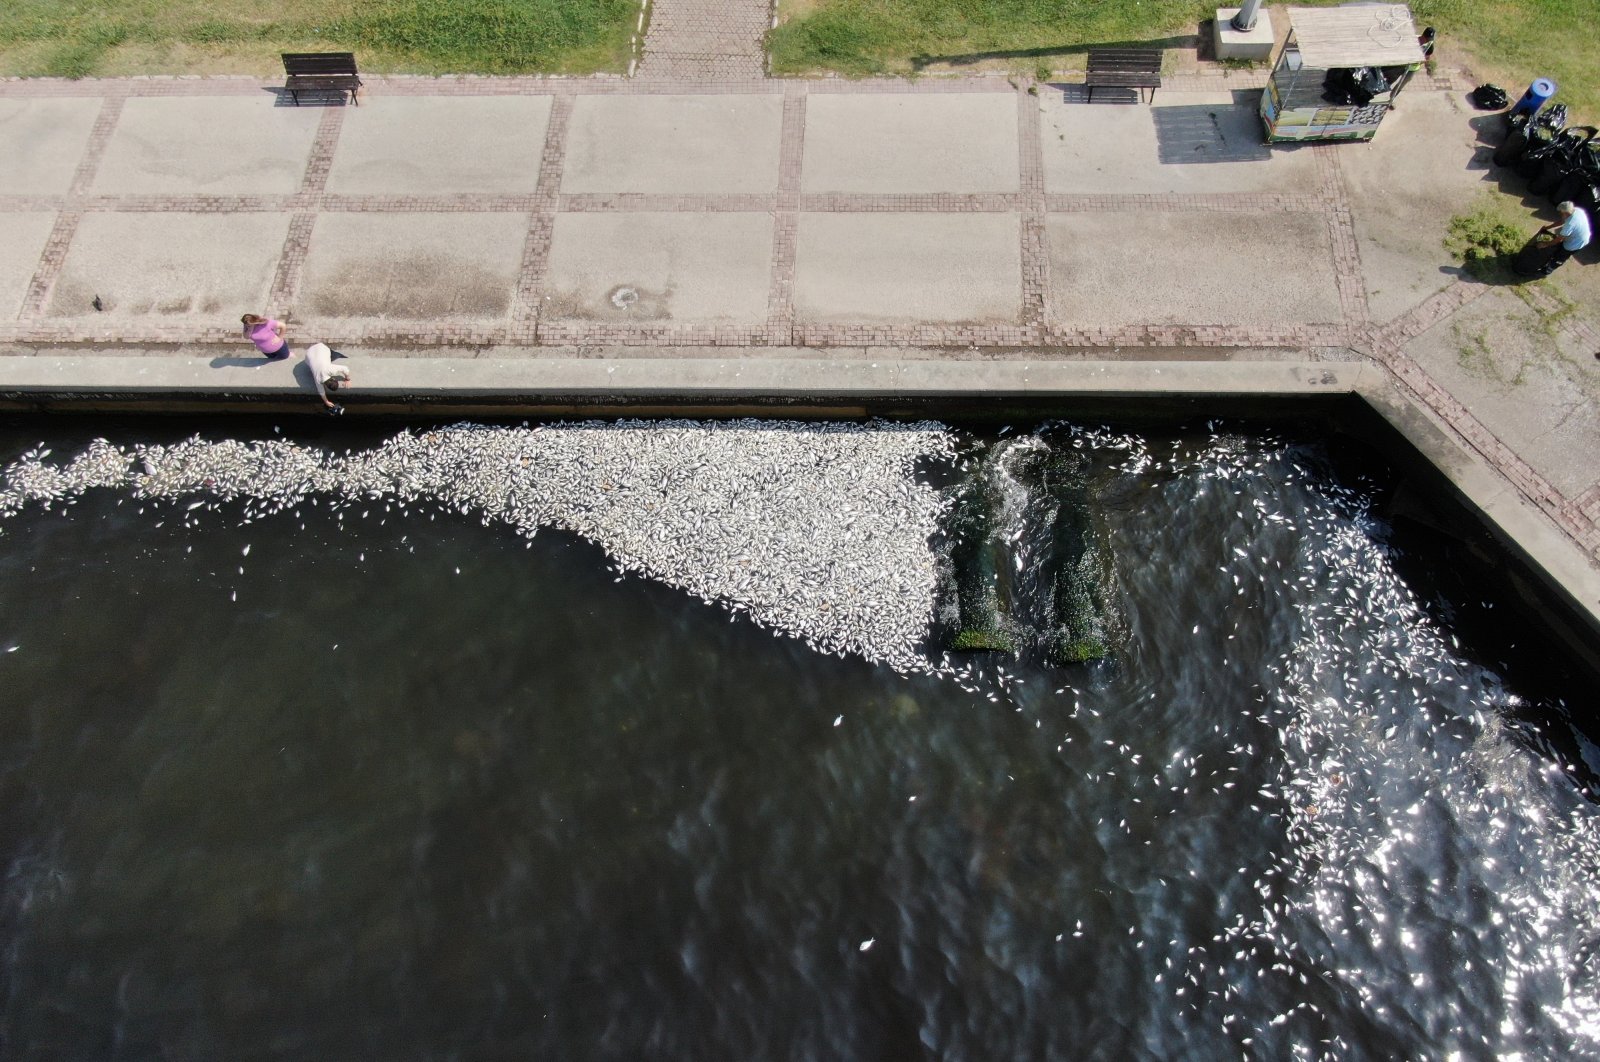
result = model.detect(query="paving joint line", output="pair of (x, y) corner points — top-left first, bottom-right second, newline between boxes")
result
(765, 85), (805, 345)
(1314, 144), (1371, 341)
(1017, 86), (1049, 331)
(520, 94), (575, 342)
(266, 108), (345, 315)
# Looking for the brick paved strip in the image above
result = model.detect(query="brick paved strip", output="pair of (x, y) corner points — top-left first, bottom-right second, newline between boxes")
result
(72, 195), (296, 212)
(766, 88), (806, 344)
(1576, 484), (1600, 526)
(535, 323), (772, 346)
(560, 193), (779, 212)
(299, 106), (344, 199)
(798, 193), (1024, 212)
(1313, 142), (1344, 205)
(791, 324), (1042, 347)
(261, 108), (345, 314)
(1043, 193), (1326, 213)
(1047, 323), (1349, 348)
(1374, 279), (1491, 345)
(1517, 283), (1600, 352)
(67, 95), (124, 196)
(16, 211), (82, 320)
(635, 0), (769, 81)
(1326, 207), (1370, 329)
(320, 194), (545, 212)
(267, 212), (318, 313)
(0, 195), (70, 211)
(1018, 88), (1049, 329)
(519, 94), (574, 338)
(272, 321), (511, 346)
(1311, 146), (1370, 332)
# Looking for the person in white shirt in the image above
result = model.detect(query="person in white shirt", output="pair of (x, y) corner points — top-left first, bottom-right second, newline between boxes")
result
(1536, 201), (1591, 276)
(304, 341), (352, 413)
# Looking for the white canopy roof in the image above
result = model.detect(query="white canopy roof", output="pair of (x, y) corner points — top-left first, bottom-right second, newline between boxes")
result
(1288, 5), (1426, 68)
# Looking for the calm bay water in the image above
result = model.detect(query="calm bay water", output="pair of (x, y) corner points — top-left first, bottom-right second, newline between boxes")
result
(0, 419), (1596, 1059)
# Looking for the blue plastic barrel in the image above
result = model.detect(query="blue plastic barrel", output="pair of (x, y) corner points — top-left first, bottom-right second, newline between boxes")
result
(1510, 78), (1557, 117)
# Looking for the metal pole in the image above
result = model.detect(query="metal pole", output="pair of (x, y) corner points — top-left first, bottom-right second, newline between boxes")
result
(1231, 0), (1263, 32)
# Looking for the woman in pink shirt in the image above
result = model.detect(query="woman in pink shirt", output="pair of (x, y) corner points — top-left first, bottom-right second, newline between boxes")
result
(240, 313), (290, 360)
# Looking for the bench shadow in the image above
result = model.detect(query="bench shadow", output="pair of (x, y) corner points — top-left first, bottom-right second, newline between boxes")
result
(262, 87), (353, 108)
(1056, 84), (1142, 106)
(1152, 103), (1271, 164)
(910, 34), (1195, 72)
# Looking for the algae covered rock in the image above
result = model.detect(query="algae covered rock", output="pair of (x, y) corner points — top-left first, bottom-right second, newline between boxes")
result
(938, 434), (1127, 666)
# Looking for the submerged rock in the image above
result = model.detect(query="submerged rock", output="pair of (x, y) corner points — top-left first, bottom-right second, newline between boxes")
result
(1040, 450), (1127, 666)
(939, 435), (1127, 666)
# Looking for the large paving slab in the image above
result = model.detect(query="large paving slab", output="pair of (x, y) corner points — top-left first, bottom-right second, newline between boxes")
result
(297, 213), (526, 320)
(560, 95), (783, 194)
(802, 94), (1019, 194)
(543, 212), (772, 324)
(1047, 211), (1341, 325)
(1339, 91), (1497, 324)
(0, 99), (101, 195)
(795, 213), (1021, 324)
(46, 212), (289, 318)
(0, 213), (56, 318)
(325, 96), (553, 195)
(1403, 287), (1600, 498)
(93, 98), (321, 196)
(1039, 91), (1321, 196)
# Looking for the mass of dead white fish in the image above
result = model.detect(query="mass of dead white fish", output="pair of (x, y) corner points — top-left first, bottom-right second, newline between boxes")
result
(0, 420), (955, 673)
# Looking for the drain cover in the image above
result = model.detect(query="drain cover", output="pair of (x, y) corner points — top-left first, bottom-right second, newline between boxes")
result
(610, 286), (639, 310)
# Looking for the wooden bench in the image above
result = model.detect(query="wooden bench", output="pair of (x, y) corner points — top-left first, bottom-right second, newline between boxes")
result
(282, 52), (362, 106)
(1085, 48), (1163, 104)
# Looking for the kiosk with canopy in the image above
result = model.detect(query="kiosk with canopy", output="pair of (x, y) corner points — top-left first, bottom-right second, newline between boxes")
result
(1260, 5), (1428, 143)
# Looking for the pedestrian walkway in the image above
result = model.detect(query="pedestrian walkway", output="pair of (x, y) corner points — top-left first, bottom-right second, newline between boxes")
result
(636, 0), (769, 79)
(0, 73), (1596, 567)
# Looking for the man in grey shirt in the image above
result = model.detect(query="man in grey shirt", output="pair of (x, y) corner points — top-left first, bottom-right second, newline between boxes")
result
(305, 341), (352, 413)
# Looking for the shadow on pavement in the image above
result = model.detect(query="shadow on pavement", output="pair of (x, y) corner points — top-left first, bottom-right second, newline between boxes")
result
(263, 88), (352, 108)
(1151, 104), (1271, 164)
(208, 356), (286, 368)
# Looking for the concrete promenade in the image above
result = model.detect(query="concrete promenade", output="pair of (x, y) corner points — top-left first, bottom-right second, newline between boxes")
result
(0, 67), (1598, 601)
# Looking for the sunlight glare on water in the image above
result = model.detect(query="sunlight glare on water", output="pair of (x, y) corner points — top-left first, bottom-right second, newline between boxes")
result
(0, 418), (1595, 1059)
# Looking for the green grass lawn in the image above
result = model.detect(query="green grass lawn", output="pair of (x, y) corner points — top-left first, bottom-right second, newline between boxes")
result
(769, 0), (1600, 119)
(0, 0), (640, 78)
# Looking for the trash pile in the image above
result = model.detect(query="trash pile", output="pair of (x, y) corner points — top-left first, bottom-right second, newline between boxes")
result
(1483, 79), (1596, 277)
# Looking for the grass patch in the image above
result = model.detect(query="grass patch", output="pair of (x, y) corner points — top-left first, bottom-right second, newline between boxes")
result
(769, 0), (1600, 119)
(0, 0), (639, 77)
(1446, 198), (1530, 281)
(769, 0), (1204, 76)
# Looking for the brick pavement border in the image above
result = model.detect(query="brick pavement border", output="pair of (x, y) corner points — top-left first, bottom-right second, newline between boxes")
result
(1017, 88), (1049, 328)
(765, 87), (806, 344)
(518, 95), (575, 340)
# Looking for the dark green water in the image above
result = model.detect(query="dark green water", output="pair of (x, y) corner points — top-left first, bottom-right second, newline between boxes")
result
(0, 419), (1597, 1060)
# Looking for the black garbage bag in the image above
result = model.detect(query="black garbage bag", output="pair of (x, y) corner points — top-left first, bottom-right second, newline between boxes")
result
(1323, 68), (1373, 107)
(1471, 84), (1508, 110)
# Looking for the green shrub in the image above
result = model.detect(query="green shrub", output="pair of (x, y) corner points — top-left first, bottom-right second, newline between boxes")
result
(1446, 206), (1528, 281)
